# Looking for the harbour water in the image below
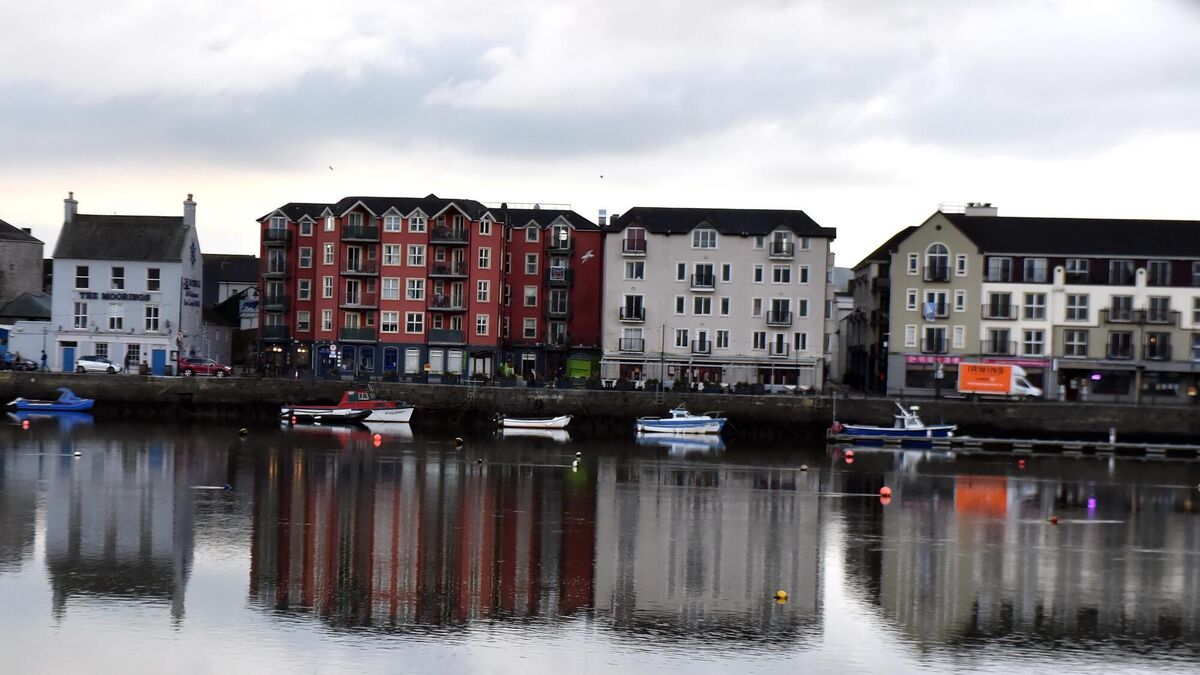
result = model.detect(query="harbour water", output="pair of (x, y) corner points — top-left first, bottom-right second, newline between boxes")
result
(1, 417), (1199, 673)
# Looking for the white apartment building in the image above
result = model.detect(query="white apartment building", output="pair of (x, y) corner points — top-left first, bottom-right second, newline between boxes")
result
(600, 207), (836, 391)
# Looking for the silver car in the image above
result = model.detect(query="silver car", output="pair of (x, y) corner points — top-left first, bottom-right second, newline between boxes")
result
(76, 355), (123, 374)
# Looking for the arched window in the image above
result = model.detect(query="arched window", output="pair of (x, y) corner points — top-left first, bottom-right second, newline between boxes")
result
(925, 244), (949, 281)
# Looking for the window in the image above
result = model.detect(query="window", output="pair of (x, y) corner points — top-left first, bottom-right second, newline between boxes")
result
(675, 296), (686, 315)
(673, 329), (689, 348)
(1023, 329), (1044, 356)
(474, 314), (489, 336)
(298, 279), (311, 300)
(405, 278), (425, 301)
(985, 292), (1013, 319)
(383, 245), (401, 266)
(693, 296), (712, 315)
(720, 297), (730, 316)
(1023, 258), (1047, 283)
(144, 305), (159, 331)
(1024, 293), (1046, 320)
(955, 254), (968, 276)
(324, 215), (335, 231)
(624, 261), (645, 280)
(477, 280), (490, 303)
(297, 247), (312, 268)
(1066, 258), (1089, 283)
(321, 309), (333, 331)
(104, 303), (122, 330)
(297, 311), (311, 332)
(1108, 331), (1134, 359)
(676, 263), (687, 281)
(524, 286), (537, 307)
(772, 265), (791, 284)
(1192, 334), (1200, 362)
(795, 332), (809, 352)
(347, 213), (363, 228)
(384, 214), (402, 232)
(800, 237), (811, 250)
(1192, 262), (1200, 287)
(405, 311), (424, 334)
(692, 228), (717, 249)
(409, 215), (426, 233)
(904, 324), (917, 348)
(797, 299), (809, 317)
(110, 266), (124, 290)
(923, 326), (947, 353)
(523, 318), (537, 339)
(1148, 296), (1171, 323)
(300, 220), (313, 236)
(94, 343), (108, 359)
(146, 268), (160, 292)
(1194, 297), (1200, 324)
(907, 253), (919, 275)
(986, 256), (1013, 282)
(799, 266), (810, 284)
(953, 290), (966, 312)
(408, 245), (426, 267)
(478, 247), (491, 269)
(952, 325), (965, 349)
(923, 290), (948, 319)
(1147, 260), (1171, 287)
(525, 227), (539, 242)
(1109, 259), (1134, 285)
(752, 331), (766, 350)
(905, 289), (918, 311)
(753, 265), (764, 283)
(525, 253), (538, 275)
(925, 244), (949, 280)
(75, 265), (89, 289)
(323, 243), (335, 265)
(323, 276), (334, 299)
(380, 277), (399, 300)
(479, 219), (492, 236)
(1066, 294), (1089, 321)
(1064, 329), (1088, 357)
(721, 263), (732, 282)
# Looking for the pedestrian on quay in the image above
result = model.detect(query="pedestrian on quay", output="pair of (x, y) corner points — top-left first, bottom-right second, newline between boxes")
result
(40, 350), (48, 371)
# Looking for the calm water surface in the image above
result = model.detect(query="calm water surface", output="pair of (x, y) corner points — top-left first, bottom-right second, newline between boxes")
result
(2, 416), (1199, 674)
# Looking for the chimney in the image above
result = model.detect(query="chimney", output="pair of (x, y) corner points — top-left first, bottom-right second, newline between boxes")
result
(598, 208), (607, 227)
(964, 201), (998, 217)
(183, 193), (196, 227)
(64, 191), (77, 225)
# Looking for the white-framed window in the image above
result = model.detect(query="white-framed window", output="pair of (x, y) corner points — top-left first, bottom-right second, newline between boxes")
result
(953, 290), (966, 312)
(502, 317), (510, 338)
(297, 279), (311, 300)
(1023, 329), (1044, 355)
(478, 247), (491, 269)
(716, 330), (730, 349)
(299, 220), (313, 236)
(753, 265), (764, 283)
(110, 266), (125, 290)
(794, 332), (809, 352)
(408, 244), (426, 267)
(693, 296), (712, 315)
(752, 331), (766, 350)
(720, 297), (730, 316)
(321, 309), (333, 331)
(525, 253), (538, 275)
(475, 314), (489, 336)
(406, 278), (425, 300)
(952, 325), (965, 349)
(524, 286), (537, 307)
(75, 265), (89, 289)
(721, 263), (732, 282)
(754, 236), (765, 249)
(752, 297), (763, 317)
(477, 280), (490, 303)
(625, 261), (645, 280)
(324, 215), (335, 231)
(1024, 293), (1046, 320)
(384, 214), (402, 232)
(905, 289), (918, 311)
(479, 219), (492, 236)
(405, 311), (424, 334)
(298, 247), (312, 268)
(409, 215), (426, 233)
(1066, 294), (1089, 321)
(323, 243), (334, 265)
(144, 305), (159, 331)
(146, 268), (160, 292)
(692, 228), (717, 249)
(955, 254), (968, 276)
(1024, 257), (1048, 283)
(523, 318), (537, 339)
(772, 265), (791, 284)
(1064, 329), (1088, 357)
(383, 244), (401, 266)
(381, 277), (400, 300)
(674, 328), (689, 347)
(296, 310), (311, 332)
(799, 266), (810, 284)
(906, 253), (919, 275)
(904, 324), (917, 347)
(322, 276), (333, 299)
(674, 296), (685, 315)
(268, 215), (285, 230)
(676, 263), (687, 281)
(525, 227), (539, 242)
(1193, 297), (1200, 324)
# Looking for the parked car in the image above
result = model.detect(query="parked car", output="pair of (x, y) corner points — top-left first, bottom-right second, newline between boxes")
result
(178, 357), (233, 377)
(1, 352), (37, 371)
(76, 355), (123, 374)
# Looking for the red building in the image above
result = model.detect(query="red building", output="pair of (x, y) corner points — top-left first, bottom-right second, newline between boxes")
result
(257, 196), (601, 380)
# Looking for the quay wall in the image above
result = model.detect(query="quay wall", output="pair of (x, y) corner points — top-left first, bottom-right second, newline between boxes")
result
(2, 373), (1198, 441)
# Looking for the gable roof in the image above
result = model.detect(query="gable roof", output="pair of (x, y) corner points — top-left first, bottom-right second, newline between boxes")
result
(0, 218), (41, 243)
(0, 292), (50, 321)
(609, 206), (835, 238)
(940, 212), (1200, 257)
(854, 226), (918, 270)
(333, 195), (493, 221)
(53, 214), (190, 261)
(503, 208), (598, 231)
(258, 202), (331, 222)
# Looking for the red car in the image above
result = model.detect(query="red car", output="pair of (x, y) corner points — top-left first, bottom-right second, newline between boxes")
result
(178, 357), (233, 377)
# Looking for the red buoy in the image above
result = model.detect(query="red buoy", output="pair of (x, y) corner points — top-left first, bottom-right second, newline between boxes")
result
(879, 495), (892, 506)
(1018, 459), (1026, 469)
(373, 433), (382, 442)
(21, 420), (30, 430)
(879, 486), (892, 498)
(1049, 515), (1059, 525)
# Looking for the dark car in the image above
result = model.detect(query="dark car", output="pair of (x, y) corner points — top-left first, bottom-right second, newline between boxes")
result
(1, 352), (37, 371)
(178, 357), (233, 377)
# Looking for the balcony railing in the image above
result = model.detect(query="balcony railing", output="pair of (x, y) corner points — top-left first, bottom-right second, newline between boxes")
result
(769, 342), (790, 358)
(428, 295), (466, 311)
(263, 229), (292, 246)
(1146, 309), (1179, 325)
(262, 294), (289, 310)
(919, 302), (949, 319)
(980, 339), (1017, 356)
(544, 267), (574, 286)
(547, 237), (573, 253)
(339, 327), (377, 342)
(622, 239), (647, 255)
(546, 302), (570, 318)
(690, 273), (715, 291)
(766, 310), (793, 326)
(429, 262), (468, 277)
(619, 337), (645, 353)
(341, 225), (380, 241)
(428, 328), (465, 345)
(341, 261), (379, 276)
(1101, 307), (1138, 323)
(260, 325), (291, 341)
(923, 265), (951, 282)
(769, 241), (795, 259)
(982, 304), (1018, 320)
(620, 306), (645, 322)
(340, 292), (378, 309)
(691, 339), (712, 355)
(920, 337), (948, 354)
(262, 266), (288, 278)
(547, 332), (570, 348)
(1144, 338), (1172, 361)
(430, 227), (469, 245)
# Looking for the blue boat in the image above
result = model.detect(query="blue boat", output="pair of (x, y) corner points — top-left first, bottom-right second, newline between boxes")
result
(636, 405), (726, 435)
(838, 402), (955, 439)
(7, 387), (95, 413)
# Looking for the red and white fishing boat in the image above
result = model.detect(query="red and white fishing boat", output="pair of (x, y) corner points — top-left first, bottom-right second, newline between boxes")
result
(280, 389), (415, 423)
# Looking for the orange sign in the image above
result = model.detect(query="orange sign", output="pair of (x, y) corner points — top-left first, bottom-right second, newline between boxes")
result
(957, 363), (1011, 394)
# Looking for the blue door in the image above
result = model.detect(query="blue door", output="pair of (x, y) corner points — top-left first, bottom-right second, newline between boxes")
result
(61, 347), (75, 373)
(151, 349), (167, 376)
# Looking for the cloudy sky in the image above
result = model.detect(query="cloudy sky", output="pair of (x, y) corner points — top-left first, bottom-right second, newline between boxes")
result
(1, 0), (1197, 264)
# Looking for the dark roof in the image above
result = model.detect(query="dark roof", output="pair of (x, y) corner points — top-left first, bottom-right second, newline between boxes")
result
(504, 208), (599, 231)
(609, 207), (835, 238)
(202, 306), (240, 328)
(258, 202), (331, 222)
(0, 292), (50, 321)
(333, 195), (493, 221)
(940, 213), (1200, 256)
(53, 214), (188, 261)
(202, 254), (259, 308)
(0, 218), (41, 243)
(854, 226), (918, 269)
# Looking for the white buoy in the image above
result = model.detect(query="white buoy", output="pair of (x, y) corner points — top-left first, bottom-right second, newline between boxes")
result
(73, 451), (81, 457)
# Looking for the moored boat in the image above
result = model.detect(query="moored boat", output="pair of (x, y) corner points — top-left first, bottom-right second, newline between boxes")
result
(635, 405), (725, 435)
(281, 406), (373, 424)
(495, 414), (572, 430)
(837, 402), (956, 439)
(279, 389), (414, 423)
(7, 387), (94, 413)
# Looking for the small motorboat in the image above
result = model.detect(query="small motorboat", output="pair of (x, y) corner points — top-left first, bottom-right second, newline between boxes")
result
(279, 388), (414, 423)
(635, 405), (726, 435)
(281, 406), (373, 424)
(495, 414), (572, 430)
(838, 402), (956, 439)
(7, 387), (94, 413)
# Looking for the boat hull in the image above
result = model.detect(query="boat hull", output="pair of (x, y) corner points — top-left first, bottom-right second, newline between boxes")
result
(282, 407), (373, 424)
(636, 418), (725, 434)
(8, 398), (94, 412)
(279, 404), (412, 423)
(841, 424), (956, 438)
(499, 415), (572, 430)
(363, 407), (414, 423)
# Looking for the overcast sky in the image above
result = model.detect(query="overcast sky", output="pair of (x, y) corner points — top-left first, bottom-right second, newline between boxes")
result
(1, 0), (1198, 264)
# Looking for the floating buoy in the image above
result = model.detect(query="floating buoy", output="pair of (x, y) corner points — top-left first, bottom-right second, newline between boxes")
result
(222, 483), (232, 491)
(372, 437), (382, 448)
(844, 449), (855, 460)
(453, 437), (464, 448)
(774, 590), (788, 602)
(1018, 459), (1026, 469)
(800, 464), (808, 472)
(1049, 515), (1059, 525)
(575, 451), (582, 458)
(879, 486), (892, 498)
(21, 420), (30, 430)
(373, 433), (382, 442)
(572, 459), (579, 468)
(290, 416), (297, 425)
(476, 458), (484, 465)
(880, 495), (892, 506)
(72, 451), (81, 457)
(238, 428), (249, 436)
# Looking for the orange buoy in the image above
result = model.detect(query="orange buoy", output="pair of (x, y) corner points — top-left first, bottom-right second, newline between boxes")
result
(845, 456), (855, 465)
(879, 495), (892, 506)
(21, 420), (30, 429)
(373, 433), (382, 442)
(774, 590), (788, 602)
(879, 486), (892, 498)
(844, 449), (854, 458)
(1049, 515), (1059, 525)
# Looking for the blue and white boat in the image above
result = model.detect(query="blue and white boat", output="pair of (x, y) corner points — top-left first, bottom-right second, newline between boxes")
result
(839, 402), (955, 439)
(636, 405), (726, 435)
(7, 387), (94, 413)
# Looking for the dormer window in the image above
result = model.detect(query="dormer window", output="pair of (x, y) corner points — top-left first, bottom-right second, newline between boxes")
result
(692, 227), (717, 249)
(324, 216), (335, 231)
(526, 227), (539, 243)
(269, 216), (286, 230)
(409, 215), (426, 233)
(347, 212), (363, 228)
(383, 214), (402, 232)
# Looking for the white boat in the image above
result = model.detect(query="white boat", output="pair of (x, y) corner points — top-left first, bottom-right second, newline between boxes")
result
(495, 414), (572, 430)
(636, 405), (726, 435)
(279, 389), (414, 423)
(499, 428), (572, 443)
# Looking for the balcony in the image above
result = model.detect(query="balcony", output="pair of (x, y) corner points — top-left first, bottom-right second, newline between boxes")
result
(262, 229), (292, 247)
(691, 339), (712, 355)
(766, 310), (793, 327)
(920, 338), (948, 354)
(547, 332), (570, 349)
(980, 339), (1017, 356)
(1146, 309), (1179, 326)
(341, 225), (380, 242)
(690, 273), (715, 291)
(919, 302), (949, 319)
(429, 261), (468, 278)
(544, 267), (574, 287)
(339, 327), (377, 343)
(428, 328), (465, 345)
(262, 294), (289, 311)
(430, 227), (468, 245)
(340, 291), (378, 309)
(769, 342), (790, 358)
(547, 237), (574, 254)
(546, 302), (570, 319)
(1144, 337), (1172, 361)
(923, 265), (951, 282)
(619, 307), (645, 322)
(622, 238), (647, 256)
(1065, 272), (1091, 285)
(341, 261), (379, 276)
(982, 304), (1018, 320)
(260, 325), (291, 341)
(1101, 308), (1138, 324)
(262, 267), (288, 279)
(769, 241), (795, 259)
(428, 294), (466, 312)
(619, 337), (645, 353)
